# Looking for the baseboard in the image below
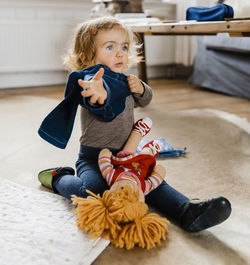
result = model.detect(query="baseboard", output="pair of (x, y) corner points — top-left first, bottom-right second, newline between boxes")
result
(129, 64), (193, 79)
(0, 71), (68, 89)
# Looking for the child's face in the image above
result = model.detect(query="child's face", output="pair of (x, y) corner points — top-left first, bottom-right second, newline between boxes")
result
(94, 27), (129, 73)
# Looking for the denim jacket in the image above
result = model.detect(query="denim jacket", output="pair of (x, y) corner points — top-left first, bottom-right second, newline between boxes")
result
(38, 64), (131, 149)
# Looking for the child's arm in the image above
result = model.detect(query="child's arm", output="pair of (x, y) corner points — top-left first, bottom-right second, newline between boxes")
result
(78, 68), (107, 105)
(98, 149), (116, 186)
(144, 164), (166, 195)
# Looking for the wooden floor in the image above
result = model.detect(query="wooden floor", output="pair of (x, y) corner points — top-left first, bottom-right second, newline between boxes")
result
(1, 79), (249, 122)
(149, 79), (250, 122)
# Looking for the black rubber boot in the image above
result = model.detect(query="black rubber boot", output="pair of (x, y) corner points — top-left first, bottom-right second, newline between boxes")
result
(179, 196), (232, 233)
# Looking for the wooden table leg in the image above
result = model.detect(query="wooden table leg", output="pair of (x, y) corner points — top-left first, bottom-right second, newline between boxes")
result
(137, 33), (148, 83)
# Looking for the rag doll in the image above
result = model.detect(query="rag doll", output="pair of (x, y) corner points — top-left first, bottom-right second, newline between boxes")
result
(72, 117), (169, 249)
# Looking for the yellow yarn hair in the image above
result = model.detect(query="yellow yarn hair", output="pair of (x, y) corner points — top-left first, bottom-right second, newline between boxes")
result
(72, 190), (120, 239)
(72, 185), (169, 250)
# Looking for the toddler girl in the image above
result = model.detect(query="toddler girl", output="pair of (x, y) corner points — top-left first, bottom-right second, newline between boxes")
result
(38, 16), (231, 233)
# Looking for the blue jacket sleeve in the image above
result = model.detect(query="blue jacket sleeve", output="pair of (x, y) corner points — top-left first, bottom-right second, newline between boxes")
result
(38, 72), (82, 149)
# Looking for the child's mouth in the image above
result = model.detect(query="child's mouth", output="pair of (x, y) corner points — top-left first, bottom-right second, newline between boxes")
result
(114, 63), (123, 68)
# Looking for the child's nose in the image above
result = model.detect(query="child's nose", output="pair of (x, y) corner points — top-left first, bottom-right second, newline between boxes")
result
(116, 49), (123, 57)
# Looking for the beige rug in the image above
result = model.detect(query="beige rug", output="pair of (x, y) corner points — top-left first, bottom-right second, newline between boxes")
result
(0, 96), (250, 265)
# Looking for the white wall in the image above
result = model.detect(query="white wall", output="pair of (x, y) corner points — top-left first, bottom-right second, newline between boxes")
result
(143, 1), (176, 66)
(226, 0), (250, 17)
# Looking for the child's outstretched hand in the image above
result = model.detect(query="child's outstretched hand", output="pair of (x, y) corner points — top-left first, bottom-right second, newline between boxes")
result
(78, 68), (107, 105)
(127, 74), (144, 95)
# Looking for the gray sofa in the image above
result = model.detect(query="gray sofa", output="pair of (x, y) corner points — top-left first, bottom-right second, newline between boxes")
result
(189, 34), (250, 100)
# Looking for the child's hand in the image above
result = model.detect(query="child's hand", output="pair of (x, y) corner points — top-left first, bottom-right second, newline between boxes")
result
(78, 68), (107, 105)
(127, 75), (144, 95)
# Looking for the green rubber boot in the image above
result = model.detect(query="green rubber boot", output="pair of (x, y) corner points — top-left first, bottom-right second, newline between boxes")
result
(38, 167), (75, 191)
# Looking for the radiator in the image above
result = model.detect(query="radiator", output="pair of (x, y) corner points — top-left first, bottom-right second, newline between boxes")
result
(0, 20), (72, 73)
(0, 0), (92, 88)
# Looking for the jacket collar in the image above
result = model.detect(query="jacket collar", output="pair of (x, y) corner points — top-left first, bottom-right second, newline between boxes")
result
(81, 64), (128, 81)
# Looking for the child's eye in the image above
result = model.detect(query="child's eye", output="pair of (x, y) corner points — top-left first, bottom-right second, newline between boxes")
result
(106, 45), (113, 51)
(122, 45), (128, 51)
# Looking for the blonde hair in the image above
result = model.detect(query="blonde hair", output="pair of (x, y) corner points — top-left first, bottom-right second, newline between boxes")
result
(72, 186), (169, 250)
(63, 16), (142, 72)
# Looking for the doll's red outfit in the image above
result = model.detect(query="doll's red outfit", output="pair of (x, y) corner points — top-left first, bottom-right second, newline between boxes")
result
(98, 153), (163, 195)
